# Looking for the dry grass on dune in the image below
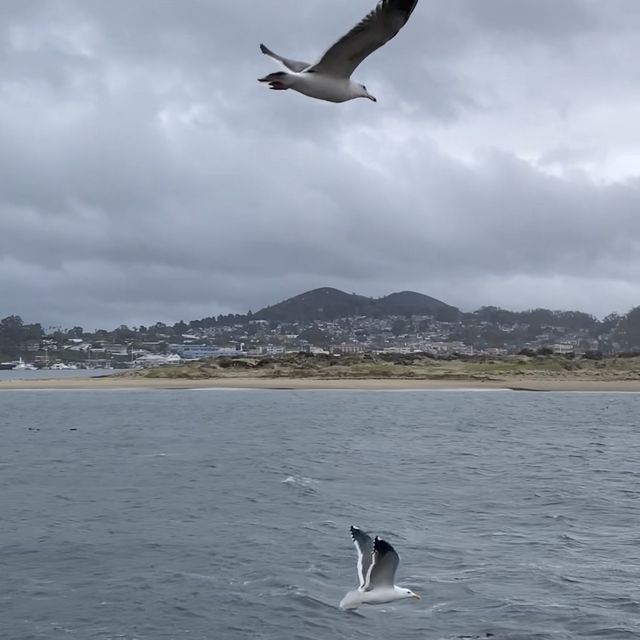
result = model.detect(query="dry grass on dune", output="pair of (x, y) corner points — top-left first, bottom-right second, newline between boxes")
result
(136, 352), (640, 383)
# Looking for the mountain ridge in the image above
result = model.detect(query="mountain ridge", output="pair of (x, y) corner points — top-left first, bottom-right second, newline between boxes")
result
(253, 287), (460, 323)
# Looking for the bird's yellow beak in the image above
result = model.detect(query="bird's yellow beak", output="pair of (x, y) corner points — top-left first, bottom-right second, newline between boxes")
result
(413, 593), (421, 600)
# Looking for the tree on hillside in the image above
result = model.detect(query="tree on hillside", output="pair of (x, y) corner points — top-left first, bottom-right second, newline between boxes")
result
(67, 326), (84, 339)
(0, 315), (44, 359)
(601, 313), (622, 332)
(113, 325), (137, 343)
(173, 321), (187, 335)
(474, 306), (517, 325)
(623, 307), (640, 349)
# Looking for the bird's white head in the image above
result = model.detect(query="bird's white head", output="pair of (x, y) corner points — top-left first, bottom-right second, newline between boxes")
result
(356, 83), (377, 102)
(399, 587), (421, 601)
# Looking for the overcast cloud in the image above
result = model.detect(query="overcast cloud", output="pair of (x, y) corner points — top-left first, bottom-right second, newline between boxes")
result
(1, 0), (640, 329)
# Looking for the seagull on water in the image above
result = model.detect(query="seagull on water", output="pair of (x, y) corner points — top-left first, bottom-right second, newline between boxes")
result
(339, 526), (421, 610)
(258, 0), (419, 103)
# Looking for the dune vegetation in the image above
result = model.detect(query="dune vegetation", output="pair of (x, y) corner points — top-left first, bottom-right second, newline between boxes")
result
(136, 352), (640, 383)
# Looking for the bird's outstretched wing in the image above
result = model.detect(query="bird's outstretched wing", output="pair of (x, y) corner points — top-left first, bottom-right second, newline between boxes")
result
(260, 44), (310, 73)
(309, 0), (419, 78)
(365, 536), (400, 588)
(350, 526), (374, 590)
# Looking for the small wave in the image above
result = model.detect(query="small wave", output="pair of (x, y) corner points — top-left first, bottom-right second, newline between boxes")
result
(581, 627), (639, 638)
(560, 532), (591, 545)
(174, 571), (218, 583)
(281, 475), (319, 487)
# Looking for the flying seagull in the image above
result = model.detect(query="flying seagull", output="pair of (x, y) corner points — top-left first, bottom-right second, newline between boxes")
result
(339, 526), (421, 609)
(258, 0), (419, 103)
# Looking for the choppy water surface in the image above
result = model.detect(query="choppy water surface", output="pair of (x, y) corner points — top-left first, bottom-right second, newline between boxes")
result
(1, 389), (640, 639)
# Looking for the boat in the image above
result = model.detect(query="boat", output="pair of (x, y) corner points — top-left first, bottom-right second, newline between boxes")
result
(50, 363), (71, 370)
(12, 357), (37, 371)
(0, 361), (17, 371)
(49, 363), (78, 370)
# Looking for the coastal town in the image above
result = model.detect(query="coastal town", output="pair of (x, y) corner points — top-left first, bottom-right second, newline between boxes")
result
(1, 288), (639, 370)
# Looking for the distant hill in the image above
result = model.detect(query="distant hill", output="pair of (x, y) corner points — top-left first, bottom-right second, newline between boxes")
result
(375, 291), (459, 321)
(254, 287), (460, 323)
(254, 288), (374, 322)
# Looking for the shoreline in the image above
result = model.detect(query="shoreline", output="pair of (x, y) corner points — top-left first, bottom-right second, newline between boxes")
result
(1, 375), (640, 392)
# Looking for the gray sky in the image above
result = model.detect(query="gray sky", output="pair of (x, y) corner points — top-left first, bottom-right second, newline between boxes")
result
(1, 0), (640, 329)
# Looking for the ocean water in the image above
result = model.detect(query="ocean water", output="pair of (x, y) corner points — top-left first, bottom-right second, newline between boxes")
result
(1, 389), (640, 640)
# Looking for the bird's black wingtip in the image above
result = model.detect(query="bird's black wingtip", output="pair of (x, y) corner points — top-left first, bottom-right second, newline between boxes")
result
(389, 0), (420, 20)
(373, 536), (395, 555)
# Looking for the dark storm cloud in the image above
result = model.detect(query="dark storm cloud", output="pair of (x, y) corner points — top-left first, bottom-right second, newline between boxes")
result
(1, 0), (639, 328)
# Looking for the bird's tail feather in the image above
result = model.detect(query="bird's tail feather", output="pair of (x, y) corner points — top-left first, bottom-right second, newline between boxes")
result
(258, 71), (288, 83)
(257, 71), (292, 91)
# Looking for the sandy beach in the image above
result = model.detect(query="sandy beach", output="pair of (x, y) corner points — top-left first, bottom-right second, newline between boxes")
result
(1, 375), (640, 392)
